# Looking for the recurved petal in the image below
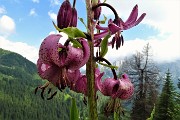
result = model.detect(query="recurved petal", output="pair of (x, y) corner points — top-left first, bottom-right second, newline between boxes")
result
(65, 45), (83, 70)
(123, 13), (146, 30)
(94, 30), (109, 40)
(65, 39), (90, 70)
(118, 80), (134, 100)
(39, 34), (62, 64)
(96, 24), (108, 31)
(124, 4), (138, 25)
(133, 13), (146, 26)
(108, 23), (122, 34)
(74, 75), (87, 95)
(78, 38), (90, 67)
(37, 59), (63, 87)
(67, 69), (81, 85)
(112, 74), (134, 100)
(97, 77), (120, 96)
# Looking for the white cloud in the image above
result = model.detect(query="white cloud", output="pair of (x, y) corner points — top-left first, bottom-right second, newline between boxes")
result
(50, 0), (61, 6)
(32, 0), (39, 3)
(48, 11), (57, 22)
(105, 34), (180, 63)
(101, 0), (180, 63)
(29, 8), (37, 16)
(0, 6), (6, 14)
(0, 15), (16, 36)
(0, 36), (38, 63)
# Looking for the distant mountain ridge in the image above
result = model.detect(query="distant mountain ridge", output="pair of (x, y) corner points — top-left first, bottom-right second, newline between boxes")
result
(0, 48), (36, 75)
(0, 48), (85, 120)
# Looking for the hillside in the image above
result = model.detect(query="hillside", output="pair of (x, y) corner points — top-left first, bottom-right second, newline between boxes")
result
(0, 48), (86, 120)
(0, 48), (179, 120)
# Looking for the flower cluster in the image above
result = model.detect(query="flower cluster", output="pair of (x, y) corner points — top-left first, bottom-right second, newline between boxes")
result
(35, 0), (145, 105)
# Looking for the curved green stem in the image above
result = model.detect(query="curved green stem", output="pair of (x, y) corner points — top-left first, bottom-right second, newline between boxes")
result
(95, 57), (118, 80)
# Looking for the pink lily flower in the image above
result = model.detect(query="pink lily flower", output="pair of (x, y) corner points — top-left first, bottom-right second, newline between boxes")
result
(94, 5), (146, 49)
(112, 74), (134, 100)
(97, 73), (134, 100)
(39, 34), (90, 71)
(70, 68), (104, 95)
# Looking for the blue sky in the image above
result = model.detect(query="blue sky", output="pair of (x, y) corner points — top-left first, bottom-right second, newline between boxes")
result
(0, 0), (180, 63)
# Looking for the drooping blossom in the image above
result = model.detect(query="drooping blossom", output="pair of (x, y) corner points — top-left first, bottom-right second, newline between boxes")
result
(39, 34), (90, 71)
(37, 34), (90, 92)
(70, 68), (104, 95)
(37, 57), (104, 96)
(112, 74), (134, 100)
(94, 4), (146, 49)
(37, 58), (80, 90)
(97, 73), (134, 100)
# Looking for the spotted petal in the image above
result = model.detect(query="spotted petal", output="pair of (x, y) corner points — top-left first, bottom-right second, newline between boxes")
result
(37, 58), (64, 87)
(112, 74), (134, 100)
(65, 38), (90, 70)
(73, 75), (87, 95)
(97, 77), (120, 97)
(39, 34), (62, 64)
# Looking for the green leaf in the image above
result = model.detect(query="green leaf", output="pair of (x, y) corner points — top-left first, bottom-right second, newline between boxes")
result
(64, 93), (72, 101)
(114, 112), (119, 120)
(99, 14), (107, 24)
(61, 27), (86, 39)
(98, 62), (118, 69)
(69, 38), (82, 48)
(70, 98), (79, 120)
(100, 34), (111, 57)
(52, 21), (86, 39)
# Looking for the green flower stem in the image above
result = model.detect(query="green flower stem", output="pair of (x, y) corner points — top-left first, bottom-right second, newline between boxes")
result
(86, 0), (98, 120)
(95, 57), (118, 80)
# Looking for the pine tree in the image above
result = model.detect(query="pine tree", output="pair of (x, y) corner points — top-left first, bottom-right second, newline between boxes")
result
(154, 70), (176, 120)
(178, 78), (180, 89)
(173, 77), (180, 119)
(121, 43), (159, 120)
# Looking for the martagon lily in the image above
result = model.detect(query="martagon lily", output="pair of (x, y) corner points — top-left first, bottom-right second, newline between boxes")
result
(36, 34), (90, 96)
(97, 73), (134, 100)
(39, 34), (90, 71)
(94, 4), (146, 49)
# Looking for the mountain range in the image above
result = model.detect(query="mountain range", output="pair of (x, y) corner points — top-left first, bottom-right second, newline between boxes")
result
(0, 48), (179, 120)
(0, 48), (86, 120)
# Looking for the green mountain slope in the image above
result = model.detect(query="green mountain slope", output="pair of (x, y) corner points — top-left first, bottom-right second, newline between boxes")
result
(0, 48), (86, 120)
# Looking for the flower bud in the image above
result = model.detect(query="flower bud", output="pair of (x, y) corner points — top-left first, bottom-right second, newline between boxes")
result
(93, 0), (101, 20)
(70, 7), (77, 27)
(57, 0), (72, 29)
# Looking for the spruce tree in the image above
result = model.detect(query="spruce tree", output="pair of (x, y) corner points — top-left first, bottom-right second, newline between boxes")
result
(154, 70), (176, 120)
